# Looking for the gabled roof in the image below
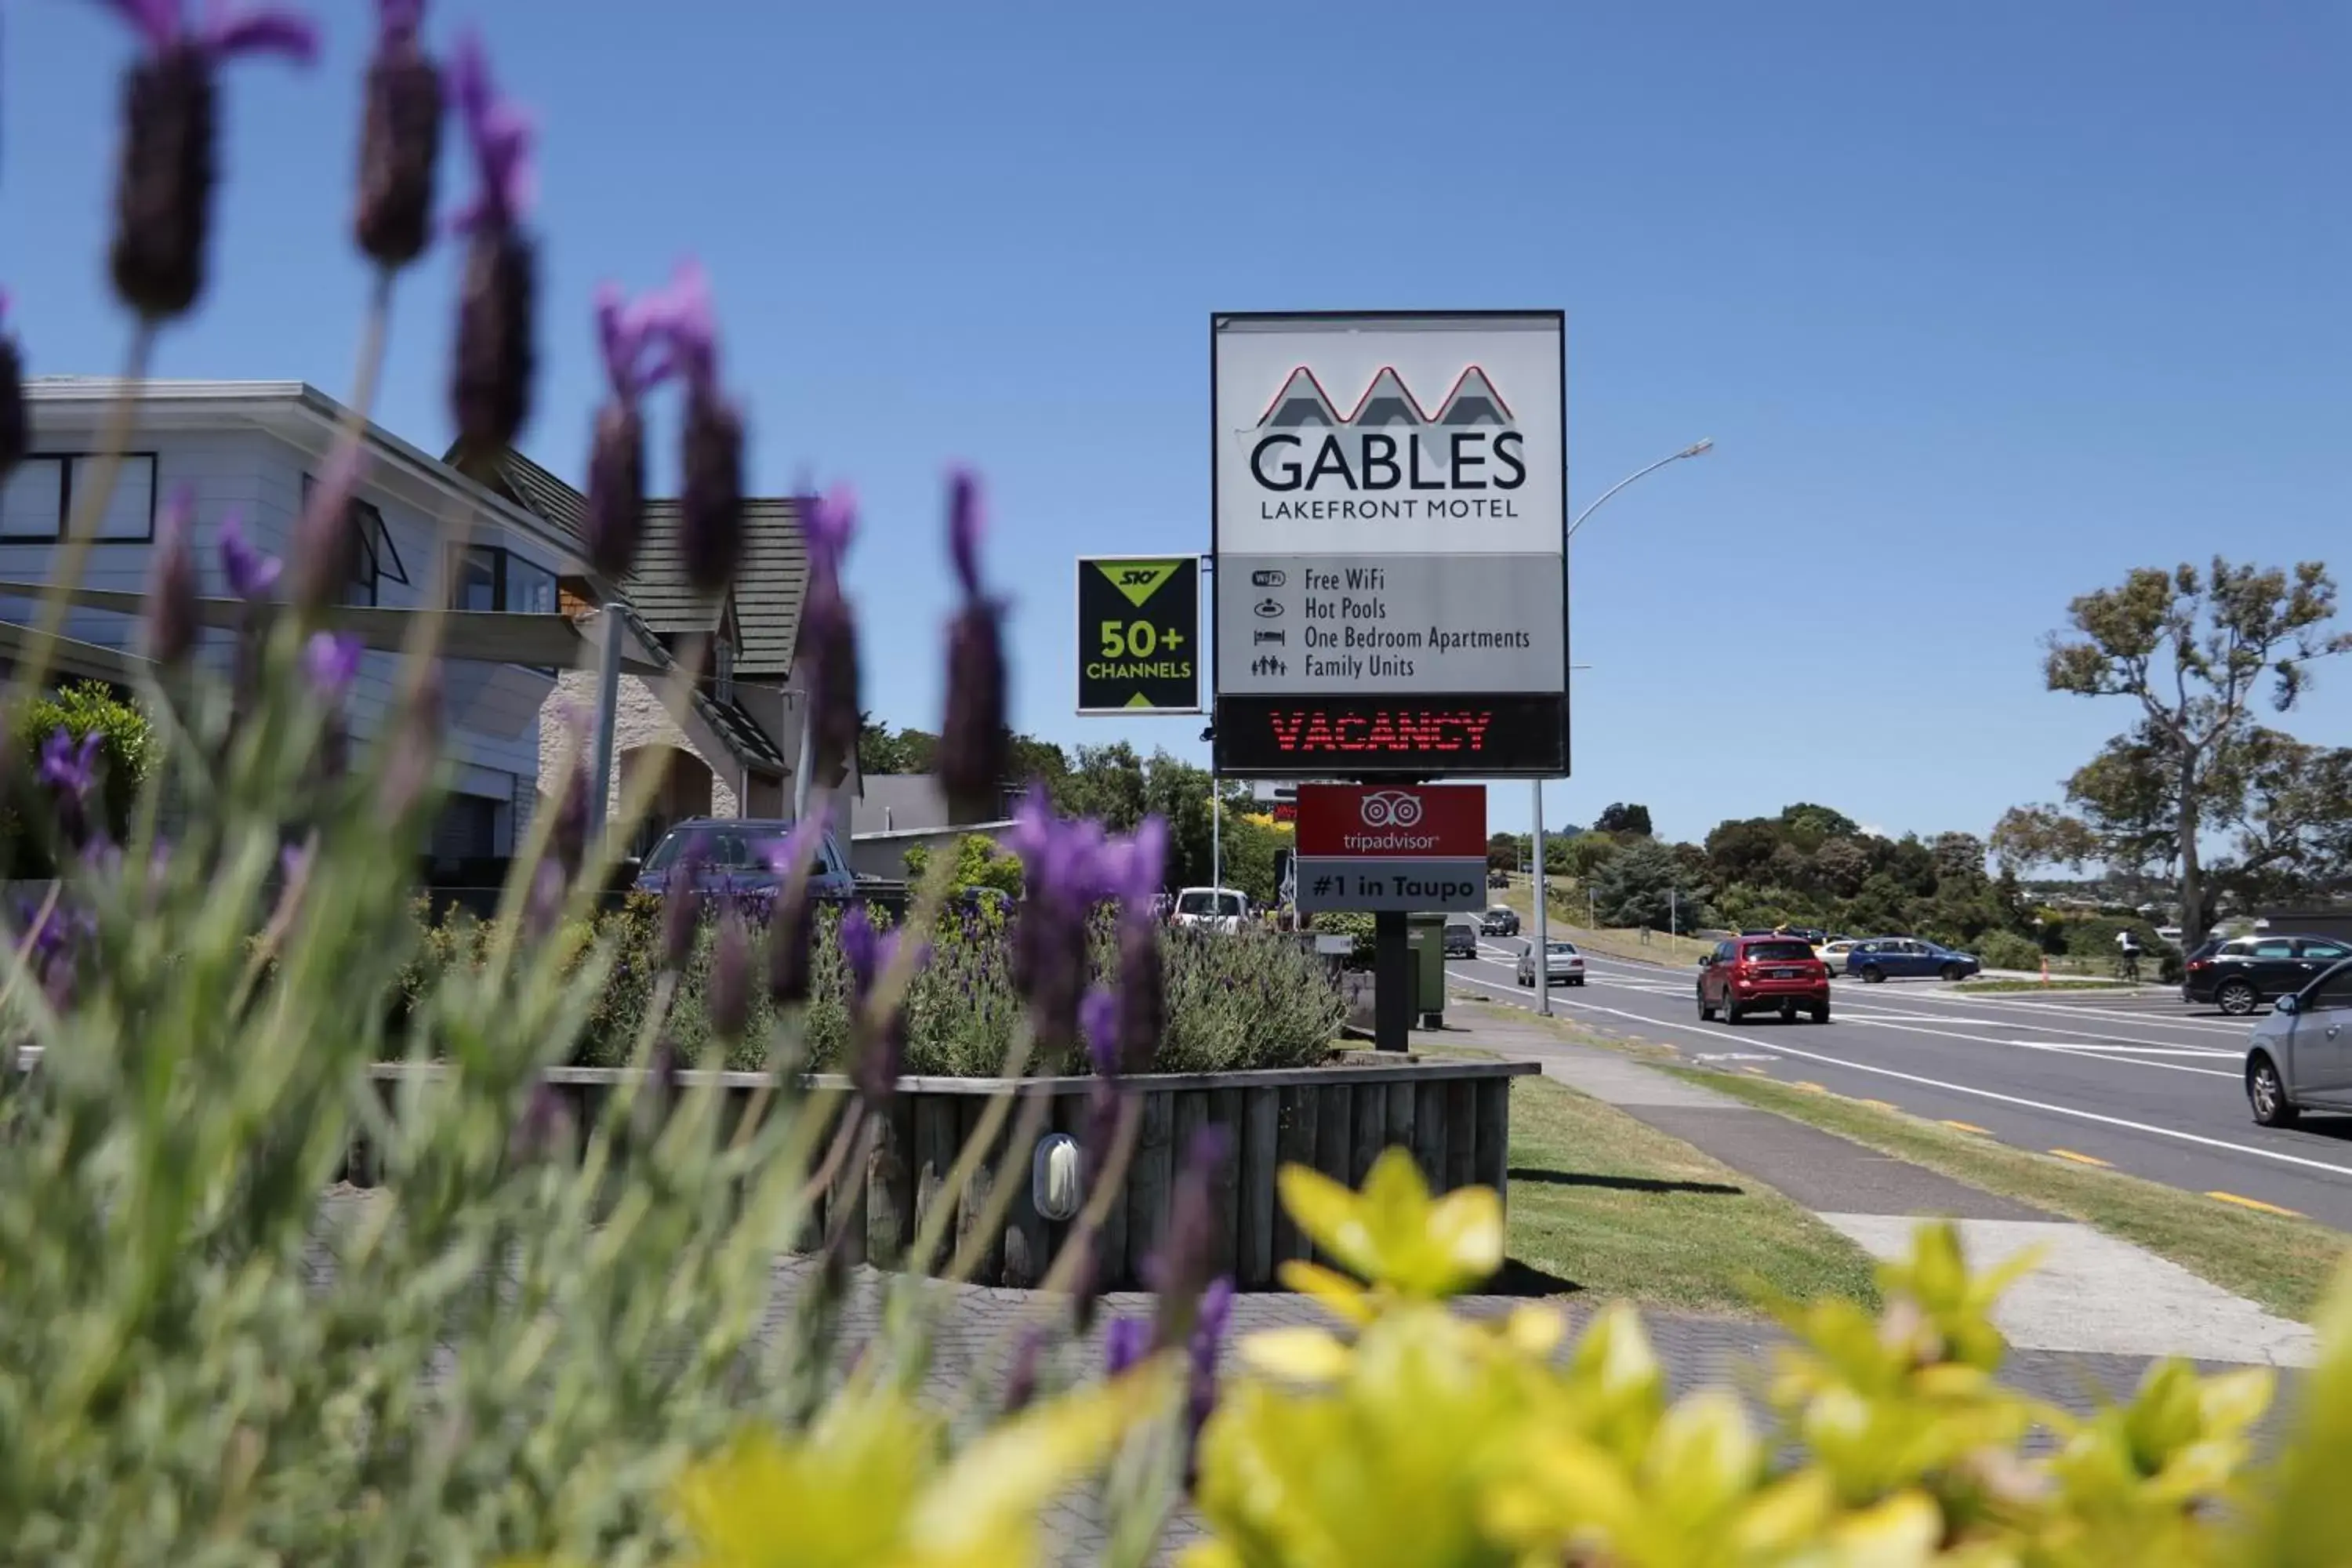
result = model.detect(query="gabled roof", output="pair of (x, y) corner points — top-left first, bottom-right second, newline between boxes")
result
(601, 600), (786, 774)
(453, 447), (806, 680)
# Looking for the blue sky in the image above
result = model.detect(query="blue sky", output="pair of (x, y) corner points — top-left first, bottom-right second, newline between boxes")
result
(5, 0), (2347, 844)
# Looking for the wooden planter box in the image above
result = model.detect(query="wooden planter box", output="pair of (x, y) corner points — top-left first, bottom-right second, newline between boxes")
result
(358, 1054), (1537, 1290)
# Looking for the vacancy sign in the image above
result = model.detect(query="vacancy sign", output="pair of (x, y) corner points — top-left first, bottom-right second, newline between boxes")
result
(1210, 310), (1568, 779)
(1293, 782), (1486, 913)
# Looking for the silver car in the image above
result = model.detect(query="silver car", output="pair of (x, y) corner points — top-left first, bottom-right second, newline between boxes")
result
(1516, 940), (1586, 989)
(2243, 957), (2352, 1127)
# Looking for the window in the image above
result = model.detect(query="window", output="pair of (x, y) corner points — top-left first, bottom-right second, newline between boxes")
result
(2307, 961), (2352, 1012)
(450, 544), (559, 674)
(302, 475), (408, 606)
(1744, 940), (1816, 963)
(2252, 939), (2296, 960)
(449, 545), (557, 615)
(0, 453), (158, 541)
(2299, 941), (2350, 962)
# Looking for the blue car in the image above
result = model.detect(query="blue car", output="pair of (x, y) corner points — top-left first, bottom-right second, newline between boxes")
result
(633, 817), (859, 903)
(1846, 937), (1981, 984)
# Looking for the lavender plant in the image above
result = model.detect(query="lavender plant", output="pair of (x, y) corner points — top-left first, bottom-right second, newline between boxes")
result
(5, 5), (2346, 1566)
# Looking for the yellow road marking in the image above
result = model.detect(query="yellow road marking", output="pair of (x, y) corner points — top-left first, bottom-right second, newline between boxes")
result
(1793, 1081), (1828, 1094)
(2049, 1149), (2111, 1167)
(2206, 1191), (2303, 1218)
(1941, 1120), (1993, 1135)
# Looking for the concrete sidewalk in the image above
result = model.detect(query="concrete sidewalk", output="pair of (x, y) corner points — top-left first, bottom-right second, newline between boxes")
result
(1436, 1002), (2318, 1368)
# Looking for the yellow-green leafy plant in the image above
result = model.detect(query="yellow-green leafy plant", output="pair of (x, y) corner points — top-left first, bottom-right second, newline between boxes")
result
(1181, 1147), (2328, 1568)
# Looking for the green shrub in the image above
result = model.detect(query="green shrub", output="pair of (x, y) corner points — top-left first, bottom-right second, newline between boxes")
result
(1976, 930), (2044, 971)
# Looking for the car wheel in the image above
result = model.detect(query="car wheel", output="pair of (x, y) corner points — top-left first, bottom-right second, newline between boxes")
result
(2249, 1054), (2299, 1128)
(1723, 998), (1743, 1025)
(2217, 979), (2259, 1017)
(1940, 963), (1967, 982)
(1516, 971), (1530, 987)
(1859, 965), (1886, 984)
(1697, 989), (1716, 1022)
(1811, 1002), (1831, 1024)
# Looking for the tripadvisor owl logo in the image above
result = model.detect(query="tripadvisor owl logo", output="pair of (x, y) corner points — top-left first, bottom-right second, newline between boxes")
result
(1245, 365), (1529, 521)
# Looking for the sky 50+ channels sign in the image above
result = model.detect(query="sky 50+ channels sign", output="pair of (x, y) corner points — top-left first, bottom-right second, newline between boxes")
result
(1076, 555), (1201, 714)
(1210, 311), (1567, 778)
(1292, 782), (1487, 913)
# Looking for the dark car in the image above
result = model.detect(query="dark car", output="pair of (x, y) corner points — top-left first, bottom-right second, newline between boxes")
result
(1443, 918), (1479, 959)
(1697, 935), (1831, 1024)
(633, 817), (858, 902)
(1845, 937), (1980, 984)
(1479, 905), (1520, 938)
(2186, 932), (2352, 1016)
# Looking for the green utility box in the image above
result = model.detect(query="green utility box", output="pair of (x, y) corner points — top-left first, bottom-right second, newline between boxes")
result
(1405, 912), (1450, 1028)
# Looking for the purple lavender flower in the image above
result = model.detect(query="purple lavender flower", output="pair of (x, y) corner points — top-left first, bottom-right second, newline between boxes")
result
(38, 730), (103, 803)
(1003, 1325), (1047, 1414)
(1182, 1277), (1234, 1489)
(376, 663), (443, 820)
(144, 484), (198, 666)
(507, 1075), (575, 1162)
(1112, 817), (1169, 1076)
(0, 291), (24, 483)
(99, 0), (316, 320)
(761, 815), (831, 1005)
(795, 488), (862, 790)
(447, 32), (536, 455)
(657, 262), (746, 595)
(354, 0), (442, 268)
(580, 281), (673, 578)
(1148, 1123), (1232, 1353)
(302, 630), (362, 696)
(936, 469), (1007, 825)
(660, 834), (708, 973)
(218, 513), (281, 601)
(1103, 1315), (1149, 1378)
(289, 442), (369, 619)
(840, 906), (922, 1108)
(1081, 985), (1119, 1079)
(707, 909), (752, 1043)
(1005, 789), (1112, 1065)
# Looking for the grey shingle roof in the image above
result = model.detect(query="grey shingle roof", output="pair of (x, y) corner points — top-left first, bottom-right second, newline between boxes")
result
(604, 601), (786, 773)
(452, 447), (806, 680)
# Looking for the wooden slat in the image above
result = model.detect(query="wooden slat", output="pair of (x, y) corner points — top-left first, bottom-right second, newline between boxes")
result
(1125, 1093), (1174, 1287)
(1239, 1087), (1279, 1290)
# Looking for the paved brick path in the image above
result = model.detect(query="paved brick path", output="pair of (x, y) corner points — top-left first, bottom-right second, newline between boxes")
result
(791, 1258), (2298, 1566)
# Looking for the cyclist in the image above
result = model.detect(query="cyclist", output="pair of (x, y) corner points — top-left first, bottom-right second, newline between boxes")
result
(2114, 927), (2143, 982)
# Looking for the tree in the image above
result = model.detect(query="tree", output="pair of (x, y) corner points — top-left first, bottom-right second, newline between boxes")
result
(1593, 802), (1653, 837)
(1778, 803), (1860, 851)
(2034, 559), (2349, 943)
(1486, 833), (1526, 873)
(1586, 838), (1709, 931)
(1055, 743), (1148, 829)
(1557, 831), (1622, 881)
(1704, 818), (1783, 886)
(901, 833), (1023, 897)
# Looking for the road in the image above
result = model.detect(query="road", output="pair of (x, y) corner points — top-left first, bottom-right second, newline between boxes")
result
(1449, 938), (2352, 1232)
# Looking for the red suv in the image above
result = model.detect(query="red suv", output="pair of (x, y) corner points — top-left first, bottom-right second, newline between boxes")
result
(1697, 936), (1831, 1024)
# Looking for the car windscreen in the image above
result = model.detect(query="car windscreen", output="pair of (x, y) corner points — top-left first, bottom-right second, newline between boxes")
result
(1177, 892), (1240, 916)
(1744, 941), (1815, 963)
(1548, 942), (1577, 955)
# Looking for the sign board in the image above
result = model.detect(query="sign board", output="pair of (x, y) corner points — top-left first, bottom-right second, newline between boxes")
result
(1210, 310), (1567, 777)
(1076, 555), (1202, 714)
(1292, 782), (1486, 913)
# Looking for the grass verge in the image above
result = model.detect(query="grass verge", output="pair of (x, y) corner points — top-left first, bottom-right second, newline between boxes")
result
(1494, 882), (1715, 967)
(1497, 1070), (1880, 1316)
(1672, 1067), (2347, 1322)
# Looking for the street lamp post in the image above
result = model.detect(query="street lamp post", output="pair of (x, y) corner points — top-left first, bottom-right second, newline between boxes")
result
(1531, 438), (1712, 1017)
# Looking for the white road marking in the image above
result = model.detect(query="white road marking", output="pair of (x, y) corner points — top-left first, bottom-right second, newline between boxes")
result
(1828, 1000), (2245, 1055)
(1519, 993), (2352, 1181)
(1915, 990), (2248, 1036)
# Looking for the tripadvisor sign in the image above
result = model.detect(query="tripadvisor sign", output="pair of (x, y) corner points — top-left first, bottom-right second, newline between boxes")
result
(1210, 311), (1568, 779)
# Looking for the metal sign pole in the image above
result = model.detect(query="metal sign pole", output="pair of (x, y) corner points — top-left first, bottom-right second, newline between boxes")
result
(1532, 780), (1550, 1018)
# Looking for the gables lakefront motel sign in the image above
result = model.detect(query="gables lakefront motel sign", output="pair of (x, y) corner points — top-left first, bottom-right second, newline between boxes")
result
(1210, 310), (1569, 779)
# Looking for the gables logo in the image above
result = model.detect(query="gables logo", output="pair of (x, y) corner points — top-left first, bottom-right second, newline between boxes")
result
(1247, 365), (1529, 512)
